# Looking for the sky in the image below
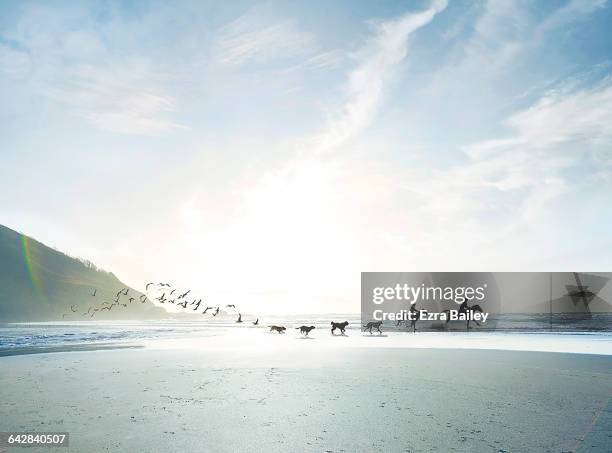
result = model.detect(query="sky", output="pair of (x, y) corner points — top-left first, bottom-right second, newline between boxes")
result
(1, 0), (612, 314)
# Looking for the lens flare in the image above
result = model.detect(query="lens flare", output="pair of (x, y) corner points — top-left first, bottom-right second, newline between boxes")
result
(21, 234), (47, 303)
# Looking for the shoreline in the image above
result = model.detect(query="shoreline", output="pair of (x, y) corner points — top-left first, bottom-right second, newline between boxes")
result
(1, 328), (611, 358)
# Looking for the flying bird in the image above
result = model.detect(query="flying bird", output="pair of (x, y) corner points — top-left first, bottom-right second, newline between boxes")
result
(236, 313), (242, 323)
(253, 319), (259, 325)
(212, 307), (220, 316)
(178, 290), (191, 299)
(70, 305), (78, 313)
(91, 289), (96, 297)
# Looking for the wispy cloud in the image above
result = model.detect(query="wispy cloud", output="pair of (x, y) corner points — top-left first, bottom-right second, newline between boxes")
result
(83, 90), (183, 135)
(216, 7), (315, 65)
(0, 5), (183, 135)
(425, 0), (608, 104)
(504, 80), (612, 147)
(308, 0), (448, 154)
(412, 77), (612, 237)
(62, 68), (183, 135)
(44, 62), (185, 135)
(539, 0), (608, 33)
(461, 0), (607, 71)
(281, 50), (345, 75)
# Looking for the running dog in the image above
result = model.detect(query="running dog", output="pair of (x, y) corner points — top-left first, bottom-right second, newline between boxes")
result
(331, 321), (349, 335)
(296, 325), (316, 336)
(363, 321), (383, 334)
(269, 325), (286, 334)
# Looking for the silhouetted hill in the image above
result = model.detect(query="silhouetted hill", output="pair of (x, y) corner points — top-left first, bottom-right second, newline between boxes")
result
(0, 224), (167, 321)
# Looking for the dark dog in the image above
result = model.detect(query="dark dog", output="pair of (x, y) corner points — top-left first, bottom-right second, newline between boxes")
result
(269, 325), (286, 334)
(363, 321), (383, 334)
(296, 325), (316, 336)
(331, 321), (349, 335)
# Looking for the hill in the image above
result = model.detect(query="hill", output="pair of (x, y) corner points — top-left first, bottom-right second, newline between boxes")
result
(0, 224), (167, 321)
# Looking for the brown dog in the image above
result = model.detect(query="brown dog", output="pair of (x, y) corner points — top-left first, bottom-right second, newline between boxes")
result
(269, 325), (286, 334)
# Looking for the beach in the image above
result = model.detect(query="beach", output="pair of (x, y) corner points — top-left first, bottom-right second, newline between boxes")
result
(1, 326), (611, 453)
(3, 0), (612, 451)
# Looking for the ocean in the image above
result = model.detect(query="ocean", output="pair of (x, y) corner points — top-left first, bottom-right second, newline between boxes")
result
(1, 313), (611, 354)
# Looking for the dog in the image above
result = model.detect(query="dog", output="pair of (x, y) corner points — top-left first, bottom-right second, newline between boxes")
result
(296, 325), (316, 336)
(363, 321), (383, 334)
(269, 325), (286, 334)
(331, 321), (349, 335)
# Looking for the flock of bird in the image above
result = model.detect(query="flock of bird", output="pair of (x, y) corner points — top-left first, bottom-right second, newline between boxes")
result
(145, 282), (258, 324)
(62, 282), (259, 325)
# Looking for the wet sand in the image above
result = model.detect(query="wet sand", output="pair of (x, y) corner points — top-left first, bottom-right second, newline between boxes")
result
(0, 343), (143, 357)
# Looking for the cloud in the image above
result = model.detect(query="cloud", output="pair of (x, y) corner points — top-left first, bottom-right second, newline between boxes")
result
(43, 62), (185, 135)
(424, 0), (608, 106)
(281, 50), (345, 75)
(462, 0), (607, 70)
(0, 4), (183, 135)
(539, 0), (608, 33)
(416, 78), (612, 236)
(308, 0), (448, 154)
(216, 7), (315, 65)
(83, 92), (183, 135)
(505, 80), (612, 147)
